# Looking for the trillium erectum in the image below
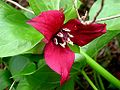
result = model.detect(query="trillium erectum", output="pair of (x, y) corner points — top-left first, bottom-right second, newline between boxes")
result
(27, 10), (106, 85)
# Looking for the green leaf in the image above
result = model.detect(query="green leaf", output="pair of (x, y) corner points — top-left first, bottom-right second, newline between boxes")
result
(28, 0), (81, 22)
(9, 55), (36, 80)
(82, 30), (120, 57)
(68, 44), (80, 53)
(21, 7), (35, 19)
(26, 65), (60, 90)
(0, 1), (43, 57)
(37, 58), (46, 68)
(57, 78), (74, 90)
(25, 41), (45, 54)
(16, 78), (32, 90)
(63, 0), (81, 22)
(89, 0), (120, 30)
(0, 69), (11, 90)
(28, 0), (60, 15)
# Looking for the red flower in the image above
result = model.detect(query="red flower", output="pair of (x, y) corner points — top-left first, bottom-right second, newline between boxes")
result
(27, 10), (106, 85)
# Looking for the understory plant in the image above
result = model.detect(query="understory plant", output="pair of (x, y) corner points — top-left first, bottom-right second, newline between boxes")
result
(0, 0), (120, 90)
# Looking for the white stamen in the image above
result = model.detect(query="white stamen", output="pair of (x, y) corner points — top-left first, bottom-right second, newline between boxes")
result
(57, 32), (64, 37)
(68, 33), (74, 38)
(59, 42), (66, 48)
(63, 28), (70, 32)
(67, 38), (73, 45)
(54, 38), (58, 45)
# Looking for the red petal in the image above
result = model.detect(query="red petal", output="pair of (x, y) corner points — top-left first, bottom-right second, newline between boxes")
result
(44, 41), (75, 85)
(63, 19), (106, 46)
(27, 10), (65, 43)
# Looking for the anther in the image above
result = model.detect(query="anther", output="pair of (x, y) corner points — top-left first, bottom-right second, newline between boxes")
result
(62, 28), (70, 32)
(57, 32), (64, 37)
(68, 33), (74, 38)
(59, 42), (66, 48)
(53, 38), (58, 45)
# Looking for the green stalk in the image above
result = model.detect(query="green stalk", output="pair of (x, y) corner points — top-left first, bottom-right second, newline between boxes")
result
(80, 49), (120, 88)
(97, 74), (105, 90)
(81, 70), (98, 90)
(9, 80), (16, 90)
(94, 72), (100, 89)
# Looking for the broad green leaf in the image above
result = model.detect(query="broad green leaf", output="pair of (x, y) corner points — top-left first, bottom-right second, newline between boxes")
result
(9, 55), (36, 80)
(16, 78), (32, 90)
(57, 78), (74, 90)
(25, 42), (45, 54)
(0, 70), (11, 90)
(26, 59), (81, 90)
(37, 58), (46, 68)
(26, 65), (60, 90)
(0, 1), (43, 57)
(82, 30), (120, 57)
(28, 0), (60, 15)
(28, 0), (81, 22)
(21, 7), (35, 19)
(23, 54), (43, 63)
(89, 0), (120, 30)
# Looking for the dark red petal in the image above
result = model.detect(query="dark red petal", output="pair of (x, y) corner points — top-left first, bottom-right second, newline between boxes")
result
(27, 10), (65, 43)
(63, 19), (106, 46)
(44, 41), (75, 85)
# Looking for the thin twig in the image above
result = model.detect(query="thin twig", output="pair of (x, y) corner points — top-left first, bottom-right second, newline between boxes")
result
(6, 0), (34, 14)
(87, 14), (120, 23)
(73, 0), (83, 23)
(9, 81), (16, 90)
(82, 11), (88, 21)
(91, 0), (104, 23)
(96, 14), (120, 22)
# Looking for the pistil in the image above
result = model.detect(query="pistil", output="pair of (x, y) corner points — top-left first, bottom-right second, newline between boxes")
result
(53, 28), (74, 48)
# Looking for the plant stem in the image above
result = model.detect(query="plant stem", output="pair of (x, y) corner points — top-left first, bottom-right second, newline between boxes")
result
(6, 0), (34, 14)
(97, 74), (105, 90)
(91, 0), (105, 23)
(80, 49), (120, 88)
(73, 0), (83, 23)
(87, 13), (120, 23)
(81, 70), (98, 90)
(94, 72), (100, 89)
(9, 80), (16, 90)
(96, 14), (120, 22)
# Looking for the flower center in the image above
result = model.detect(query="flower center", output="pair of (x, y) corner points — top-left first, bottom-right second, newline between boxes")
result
(53, 28), (74, 48)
